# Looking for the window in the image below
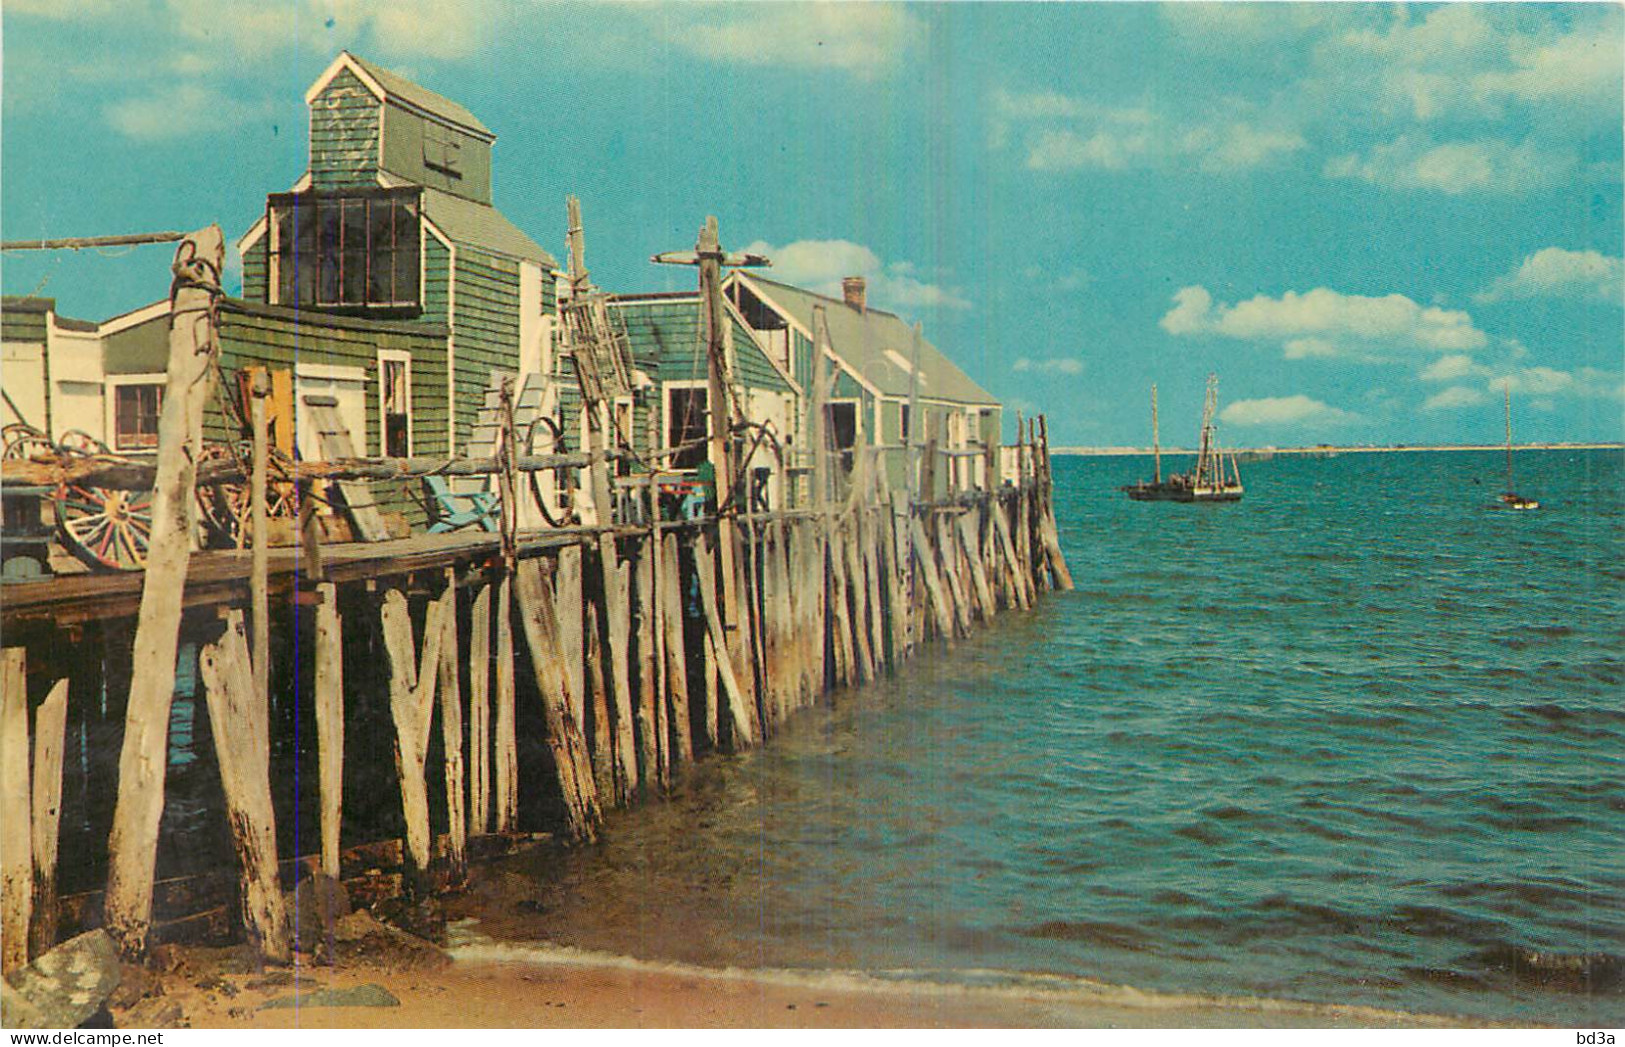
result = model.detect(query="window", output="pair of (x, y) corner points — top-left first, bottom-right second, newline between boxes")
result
(380, 353), (412, 457)
(667, 386), (708, 470)
(113, 383), (163, 450)
(269, 188), (421, 311)
(826, 401), (857, 474)
(900, 404), (911, 444)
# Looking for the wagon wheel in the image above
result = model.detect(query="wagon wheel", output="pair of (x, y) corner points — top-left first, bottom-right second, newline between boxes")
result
(56, 429), (112, 456)
(54, 482), (152, 571)
(525, 415), (571, 528)
(3, 426), (54, 461)
(195, 441), (301, 547)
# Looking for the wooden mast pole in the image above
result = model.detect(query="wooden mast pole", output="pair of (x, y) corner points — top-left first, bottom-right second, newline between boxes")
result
(103, 226), (224, 959)
(1151, 383), (1160, 485)
(250, 370), (271, 714)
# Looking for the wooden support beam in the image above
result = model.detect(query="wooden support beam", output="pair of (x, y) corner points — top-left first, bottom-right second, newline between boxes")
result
(104, 226), (223, 959)
(826, 523), (854, 687)
(513, 560), (601, 842)
(861, 509), (887, 674)
(313, 582), (345, 879)
(437, 569), (467, 880)
(467, 581), (491, 836)
(29, 679), (67, 958)
(612, 559), (638, 796)
(958, 511), (996, 621)
(659, 533), (693, 765)
(557, 547), (586, 731)
(694, 531), (754, 747)
(2, 649), (31, 973)
(380, 587), (446, 883)
(494, 571), (517, 832)
(584, 601), (615, 800)
(935, 513), (972, 636)
(250, 370), (271, 714)
(992, 501), (1031, 611)
(908, 517), (953, 640)
(633, 540), (661, 788)
(844, 520), (874, 683)
(198, 610), (291, 963)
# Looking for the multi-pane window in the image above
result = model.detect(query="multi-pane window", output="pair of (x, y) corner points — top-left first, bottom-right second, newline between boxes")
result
(269, 188), (421, 311)
(114, 383), (163, 450)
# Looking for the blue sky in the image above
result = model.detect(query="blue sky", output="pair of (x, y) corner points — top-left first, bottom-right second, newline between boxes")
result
(3, 1), (1621, 446)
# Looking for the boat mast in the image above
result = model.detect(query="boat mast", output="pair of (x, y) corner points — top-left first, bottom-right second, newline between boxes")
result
(1197, 373), (1218, 486)
(1151, 383), (1161, 484)
(1504, 386), (1514, 493)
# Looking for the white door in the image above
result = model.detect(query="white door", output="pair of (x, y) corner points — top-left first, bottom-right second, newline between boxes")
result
(295, 367), (367, 459)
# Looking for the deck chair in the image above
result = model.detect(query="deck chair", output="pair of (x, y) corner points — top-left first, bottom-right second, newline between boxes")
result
(424, 475), (499, 533)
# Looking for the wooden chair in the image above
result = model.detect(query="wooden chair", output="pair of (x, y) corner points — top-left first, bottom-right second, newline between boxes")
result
(423, 475), (499, 533)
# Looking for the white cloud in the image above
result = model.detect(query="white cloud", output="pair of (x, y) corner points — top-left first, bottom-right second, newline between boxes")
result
(1423, 386), (1488, 411)
(105, 83), (273, 141)
(1477, 247), (1625, 304)
(1420, 354), (1491, 382)
(1009, 97), (1304, 174)
(1013, 357), (1085, 376)
(666, 2), (923, 77)
(1324, 135), (1571, 194)
(744, 239), (972, 312)
(1161, 285), (1487, 359)
(1320, 5), (1624, 122)
(1220, 395), (1358, 427)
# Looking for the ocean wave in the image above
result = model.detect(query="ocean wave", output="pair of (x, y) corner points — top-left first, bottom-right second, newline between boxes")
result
(445, 933), (1481, 1026)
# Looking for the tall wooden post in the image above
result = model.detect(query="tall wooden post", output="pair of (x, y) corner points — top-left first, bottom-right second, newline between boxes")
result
(104, 226), (224, 958)
(494, 570), (517, 832)
(2, 649), (31, 974)
(29, 680), (68, 958)
(250, 370), (271, 709)
(437, 568), (467, 879)
(652, 219), (770, 743)
(313, 582), (344, 879)
(199, 611), (291, 962)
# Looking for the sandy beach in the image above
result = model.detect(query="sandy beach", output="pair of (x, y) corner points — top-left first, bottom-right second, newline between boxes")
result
(110, 941), (1483, 1030)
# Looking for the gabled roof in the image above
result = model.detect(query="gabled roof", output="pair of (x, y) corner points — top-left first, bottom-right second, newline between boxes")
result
(734, 274), (997, 406)
(307, 51), (494, 141)
(610, 291), (797, 393)
(422, 187), (556, 268)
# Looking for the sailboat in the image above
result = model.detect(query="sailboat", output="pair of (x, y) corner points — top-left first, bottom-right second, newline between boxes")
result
(1121, 374), (1243, 502)
(1496, 387), (1540, 511)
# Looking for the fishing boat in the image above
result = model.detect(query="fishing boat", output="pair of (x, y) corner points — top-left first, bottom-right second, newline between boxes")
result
(1496, 387), (1540, 510)
(1121, 374), (1243, 502)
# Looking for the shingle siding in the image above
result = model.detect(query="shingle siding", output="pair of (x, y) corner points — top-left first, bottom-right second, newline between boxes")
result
(310, 68), (380, 189)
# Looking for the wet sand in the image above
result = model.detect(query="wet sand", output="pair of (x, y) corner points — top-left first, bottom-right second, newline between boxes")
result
(149, 953), (1478, 1029)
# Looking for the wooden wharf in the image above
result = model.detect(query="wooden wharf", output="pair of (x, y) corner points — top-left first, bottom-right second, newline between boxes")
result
(0, 228), (1074, 974)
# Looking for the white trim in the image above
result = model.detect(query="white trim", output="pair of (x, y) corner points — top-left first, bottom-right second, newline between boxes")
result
(306, 52), (385, 107)
(305, 53), (495, 144)
(424, 218), (457, 456)
(290, 171), (313, 193)
(376, 348), (414, 458)
(235, 215), (267, 257)
(721, 296), (800, 395)
(293, 361), (366, 383)
(731, 274), (884, 399)
(105, 373), (167, 453)
(97, 300), (170, 337)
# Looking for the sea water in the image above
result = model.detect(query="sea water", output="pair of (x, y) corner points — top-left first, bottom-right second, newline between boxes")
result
(461, 449), (1624, 1026)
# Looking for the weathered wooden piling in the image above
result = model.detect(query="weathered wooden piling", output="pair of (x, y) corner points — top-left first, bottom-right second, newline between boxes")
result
(2, 648), (31, 973)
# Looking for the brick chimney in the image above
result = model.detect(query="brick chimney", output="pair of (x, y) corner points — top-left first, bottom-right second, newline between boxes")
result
(842, 276), (867, 314)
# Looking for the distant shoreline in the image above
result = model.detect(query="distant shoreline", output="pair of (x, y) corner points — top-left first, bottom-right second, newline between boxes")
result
(1051, 442), (1625, 457)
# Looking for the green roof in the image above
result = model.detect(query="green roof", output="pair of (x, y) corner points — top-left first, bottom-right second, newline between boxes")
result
(737, 274), (997, 406)
(422, 188), (556, 267)
(347, 52), (493, 138)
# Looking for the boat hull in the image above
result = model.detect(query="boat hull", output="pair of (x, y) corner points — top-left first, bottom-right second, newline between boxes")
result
(1122, 483), (1243, 503)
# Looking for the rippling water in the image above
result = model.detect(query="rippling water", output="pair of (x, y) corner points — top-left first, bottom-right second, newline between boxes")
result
(464, 449), (1624, 1026)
